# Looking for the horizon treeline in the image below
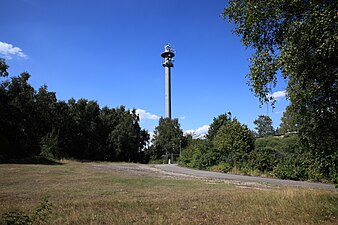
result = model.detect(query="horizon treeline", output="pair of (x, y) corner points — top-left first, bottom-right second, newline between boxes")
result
(0, 59), (149, 162)
(179, 112), (337, 183)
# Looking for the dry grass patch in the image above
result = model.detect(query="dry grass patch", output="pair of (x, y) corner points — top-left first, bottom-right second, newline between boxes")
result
(0, 161), (337, 224)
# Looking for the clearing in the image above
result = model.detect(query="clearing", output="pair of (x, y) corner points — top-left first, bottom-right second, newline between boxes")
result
(0, 161), (337, 224)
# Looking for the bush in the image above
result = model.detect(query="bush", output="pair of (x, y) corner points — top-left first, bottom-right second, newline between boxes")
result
(40, 130), (61, 160)
(1, 197), (52, 225)
(178, 139), (214, 169)
(209, 162), (232, 173)
(273, 163), (304, 180)
(250, 146), (280, 172)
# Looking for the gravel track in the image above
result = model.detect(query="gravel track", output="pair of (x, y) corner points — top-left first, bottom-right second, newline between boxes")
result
(93, 163), (336, 191)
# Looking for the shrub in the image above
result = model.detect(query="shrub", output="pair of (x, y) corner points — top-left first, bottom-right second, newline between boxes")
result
(209, 162), (232, 173)
(40, 130), (61, 160)
(1, 197), (52, 225)
(250, 146), (280, 172)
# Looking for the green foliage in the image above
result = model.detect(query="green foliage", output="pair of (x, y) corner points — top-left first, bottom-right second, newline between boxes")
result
(0, 58), (149, 163)
(253, 115), (275, 137)
(65, 98), (102, 159)
(206, 112), (231, 140)
(253, 136), (285, 168)
(32, 197), (52, 224)
(106, 107), (146, 162)
(151, 118), (183, 160)
(223, 0), (338, 182)
(251, 136), (304, 179)
(213, 118), (255, 167)
(0, 58), (9, 77)
(179, 139), (216, 169)
(181, 113), (335, 182)
(250, 145), (279, 172)
(179, 115), (255, 171)
(40, 130), (60, 160)
(209, 162), (232, 173)
(252, 135), (334, 181)
(0, 72), (39, 157)
(1, 197), (52, 225)
(279, 105), (298, 134)
(273, 164), (305, 180)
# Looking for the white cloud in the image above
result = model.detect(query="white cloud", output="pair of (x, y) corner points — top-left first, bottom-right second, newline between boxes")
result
(184, 129), (195, 134)
(184, 125), (209, 139)
(0, 41), (28, 59)
(180, 116), (186, 120)
(268, 90), (287, 100)
(136, 109), (160, 121)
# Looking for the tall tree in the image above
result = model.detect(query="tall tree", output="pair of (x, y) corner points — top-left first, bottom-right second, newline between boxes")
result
(207, 112), (231, 140)
(213, 118), (255, 167)
(53, 100), (73, 158)
(151, 118), (183, 160)
(279, 105), (298, 134)
(107, 107), (148, 162)
(254, 115), (275, 137)
(224, 1), (337, 180)
(34, 85), (57, 137)
(2, 72), (37, 157)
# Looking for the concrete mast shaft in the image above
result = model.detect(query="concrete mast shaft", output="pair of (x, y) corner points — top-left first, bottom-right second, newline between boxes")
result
(161, 44), (175, 119)
(165, 66), (171, 119)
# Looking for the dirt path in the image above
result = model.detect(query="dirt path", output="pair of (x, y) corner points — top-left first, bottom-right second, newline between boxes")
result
(154, 164), (336, 191)
(93, 163), (336, 191)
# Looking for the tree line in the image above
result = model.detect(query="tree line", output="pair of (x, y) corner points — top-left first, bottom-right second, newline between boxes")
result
(178, 112), (336, 183)
(1, 57), (336, 183)
(0, 59), (149, 162)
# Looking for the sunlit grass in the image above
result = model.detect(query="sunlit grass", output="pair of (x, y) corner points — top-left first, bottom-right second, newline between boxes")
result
(1, 161), (337, 224)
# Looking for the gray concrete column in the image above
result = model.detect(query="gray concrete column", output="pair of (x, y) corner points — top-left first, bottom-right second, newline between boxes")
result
(165, 66), (171, 119)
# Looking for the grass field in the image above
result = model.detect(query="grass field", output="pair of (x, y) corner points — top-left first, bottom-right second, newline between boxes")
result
(0, 161), (337, 224)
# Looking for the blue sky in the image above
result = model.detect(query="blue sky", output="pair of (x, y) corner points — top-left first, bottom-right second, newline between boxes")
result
(1, 0), (289, 137)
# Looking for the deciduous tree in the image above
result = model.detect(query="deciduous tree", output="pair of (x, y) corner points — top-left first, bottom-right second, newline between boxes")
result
(279, 106), (298, 134)
(151, 118), (183, 160)
(213, 118), (255, 167)
(223, 0), (337, 180)
(207, 112), (231, 140)
(254, 115), (275, 137)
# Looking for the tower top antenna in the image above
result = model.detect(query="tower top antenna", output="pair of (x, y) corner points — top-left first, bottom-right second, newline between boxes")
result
(161, 43), (175, 59)
(164, 43), (173, 52)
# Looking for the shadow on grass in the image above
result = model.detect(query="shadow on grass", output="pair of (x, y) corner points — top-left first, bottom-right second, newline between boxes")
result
(0, 156), (63, 165)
